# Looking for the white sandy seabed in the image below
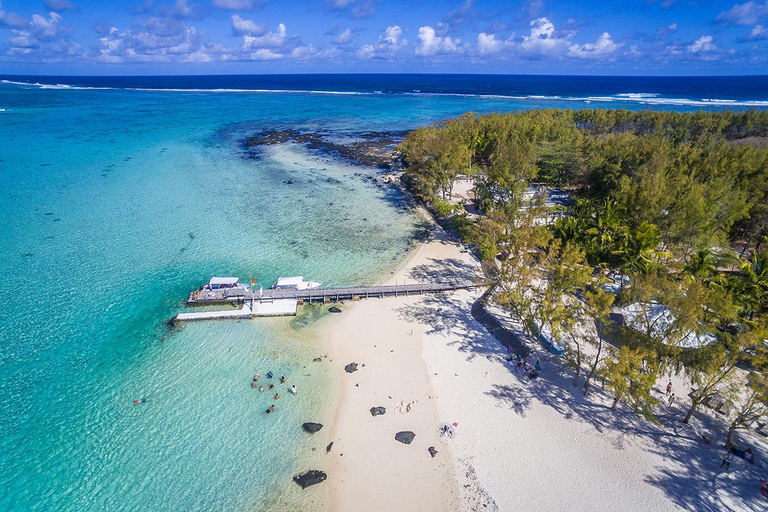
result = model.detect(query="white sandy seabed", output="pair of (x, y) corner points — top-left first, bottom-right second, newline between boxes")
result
(319, 224), (767, 512)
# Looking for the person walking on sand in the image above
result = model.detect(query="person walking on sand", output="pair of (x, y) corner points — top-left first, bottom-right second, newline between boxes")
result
(668, 393), (676, 407)
(666, 381), (672, 397)
(720, 451), (733, 470)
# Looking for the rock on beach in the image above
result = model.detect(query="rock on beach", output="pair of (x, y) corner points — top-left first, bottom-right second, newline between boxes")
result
(395, 431), (416, 445)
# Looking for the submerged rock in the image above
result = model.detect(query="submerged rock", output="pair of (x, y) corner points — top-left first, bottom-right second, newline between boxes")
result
(428, 446), (438, 458)
(395, 431), (416, 445)
(302, 422), (323, 433)
(326, 442), (334, 453)
(344, 362), (358, 373)
(293, 470), (327, 489)
(329, 306), (342, 313)
(313, 357), (322, 362)
(370, 406), (386, 417)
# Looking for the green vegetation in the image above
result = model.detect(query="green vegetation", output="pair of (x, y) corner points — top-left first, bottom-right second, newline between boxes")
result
(400, 108), (768, 431)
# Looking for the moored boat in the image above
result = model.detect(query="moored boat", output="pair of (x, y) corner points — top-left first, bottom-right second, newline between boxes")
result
(274, 276), (321, 290)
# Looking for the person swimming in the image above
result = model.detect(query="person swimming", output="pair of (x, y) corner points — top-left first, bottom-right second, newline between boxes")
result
(291, 385), (297, 395)
(268, 383), (274, 389)
(253, 374), (259, 381)
(259, 386), (265, 392)
(274, 393), (280, 399)
(265, 405), (275, 414)
(280, 376), (286, 384)
(266, 371), (273, 379)
(134, 398), (153, 405)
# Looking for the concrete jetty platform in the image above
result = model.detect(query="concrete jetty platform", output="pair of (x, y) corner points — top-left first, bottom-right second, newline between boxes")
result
(174, 300), (298, 322)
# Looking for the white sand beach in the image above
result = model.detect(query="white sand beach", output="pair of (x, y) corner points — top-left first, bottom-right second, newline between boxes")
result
(321, 225), (768, 511)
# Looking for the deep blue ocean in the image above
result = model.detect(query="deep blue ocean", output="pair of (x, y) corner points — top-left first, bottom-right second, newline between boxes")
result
(1, 74), (766, 512)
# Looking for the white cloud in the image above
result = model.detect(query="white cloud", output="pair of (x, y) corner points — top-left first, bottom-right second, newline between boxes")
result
(327, 0), (355, 8)
(518, 17), (570, 58)
(358, 25), (406, 59)
(687, 35), (715, 53)
(568, 32), (622, 59)
(231, 14), (263, 36)
(333, 28), (353, 44)
(44, 0), (75, 11)
(750, 24), (768, 39)
(415, 25), (462, 56)
(240, 23), (287, 50)
(476, 32), (508, 55)
(213, 0), (254, 10)
(7, 11), (69, 49)
(249, 48), (281, 60)
(716, 1), (768, 26)
(172, 0), (200, 19)
(382, 25), (402, 44)
(324, 0), (377, 19)
(0, 2), (31, 28)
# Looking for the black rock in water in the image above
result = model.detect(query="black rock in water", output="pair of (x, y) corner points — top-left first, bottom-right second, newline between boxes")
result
(395, 431), (416, 445)
(370, 406), (386, 417)
(302, 422), (324, 433)
(326, 442), (334, 453)
(344, 362), (358, 373)
(293, 470), (327, 489)
(428, 446), (438, 458)
(313, 357), (322, 362)
(329, 306), (342, 313)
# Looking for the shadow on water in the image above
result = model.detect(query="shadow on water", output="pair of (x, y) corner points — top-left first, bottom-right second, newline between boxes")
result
(396, 255), (768, 511)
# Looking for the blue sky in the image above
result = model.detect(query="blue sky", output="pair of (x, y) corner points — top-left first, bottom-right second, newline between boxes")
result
(0, 0), (767, 75)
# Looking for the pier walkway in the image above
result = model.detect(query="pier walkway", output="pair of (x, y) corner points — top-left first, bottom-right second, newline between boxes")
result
(175, 280), (486, 322)
(186, 280), (486, 305)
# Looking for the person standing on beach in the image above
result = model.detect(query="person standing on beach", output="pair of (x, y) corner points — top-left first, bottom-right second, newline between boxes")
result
(720, 451), (733, 470)
(666, 381), (672, 397)
(668, 393), (676, 407)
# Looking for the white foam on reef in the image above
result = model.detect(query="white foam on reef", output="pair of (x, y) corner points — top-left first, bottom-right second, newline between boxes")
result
(3, 79), (767, 108)
(0, 79), (113, 90)
(127, 87), (368, 96)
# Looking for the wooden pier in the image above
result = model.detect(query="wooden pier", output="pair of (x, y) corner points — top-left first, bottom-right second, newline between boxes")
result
(175, 280), (486, 322)
(187, 280), (486, 305)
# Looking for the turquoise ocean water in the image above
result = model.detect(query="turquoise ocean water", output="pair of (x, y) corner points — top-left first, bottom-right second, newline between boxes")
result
(1, 76), (766, 511)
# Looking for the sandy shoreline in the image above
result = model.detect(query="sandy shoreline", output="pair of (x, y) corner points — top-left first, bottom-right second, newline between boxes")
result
(323, 226), (468, 511)
(314, 218), (766, 511)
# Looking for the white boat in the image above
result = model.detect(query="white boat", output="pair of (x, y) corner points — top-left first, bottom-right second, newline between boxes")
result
(206, 277), (243, 290)
(274, 276), (321, 291)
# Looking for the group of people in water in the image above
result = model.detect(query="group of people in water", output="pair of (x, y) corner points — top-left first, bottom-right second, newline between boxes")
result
(252, 370), (297, 414)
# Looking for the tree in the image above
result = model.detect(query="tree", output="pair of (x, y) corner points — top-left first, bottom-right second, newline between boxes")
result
(723, 371), (768, 449)
(582, 286), (617, 396)
(680, 326), (757, 424)
(536, 240), (592, 387)
(604, 345), (658, 419)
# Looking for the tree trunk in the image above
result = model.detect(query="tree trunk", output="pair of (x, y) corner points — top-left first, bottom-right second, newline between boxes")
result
(725, 423), (737, 449)
(683, 399), (699, 424)
(569, 334), (581, 387)
(584, 331), (605, 396)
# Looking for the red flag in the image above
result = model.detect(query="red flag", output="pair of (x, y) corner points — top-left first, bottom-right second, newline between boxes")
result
(250, 275), (256, 287)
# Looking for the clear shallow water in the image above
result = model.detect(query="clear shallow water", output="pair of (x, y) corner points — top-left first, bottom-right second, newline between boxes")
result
(0, 75), (766, 512)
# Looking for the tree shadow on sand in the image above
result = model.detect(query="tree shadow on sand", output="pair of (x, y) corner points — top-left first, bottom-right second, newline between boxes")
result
(398, 258), (768, 511)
